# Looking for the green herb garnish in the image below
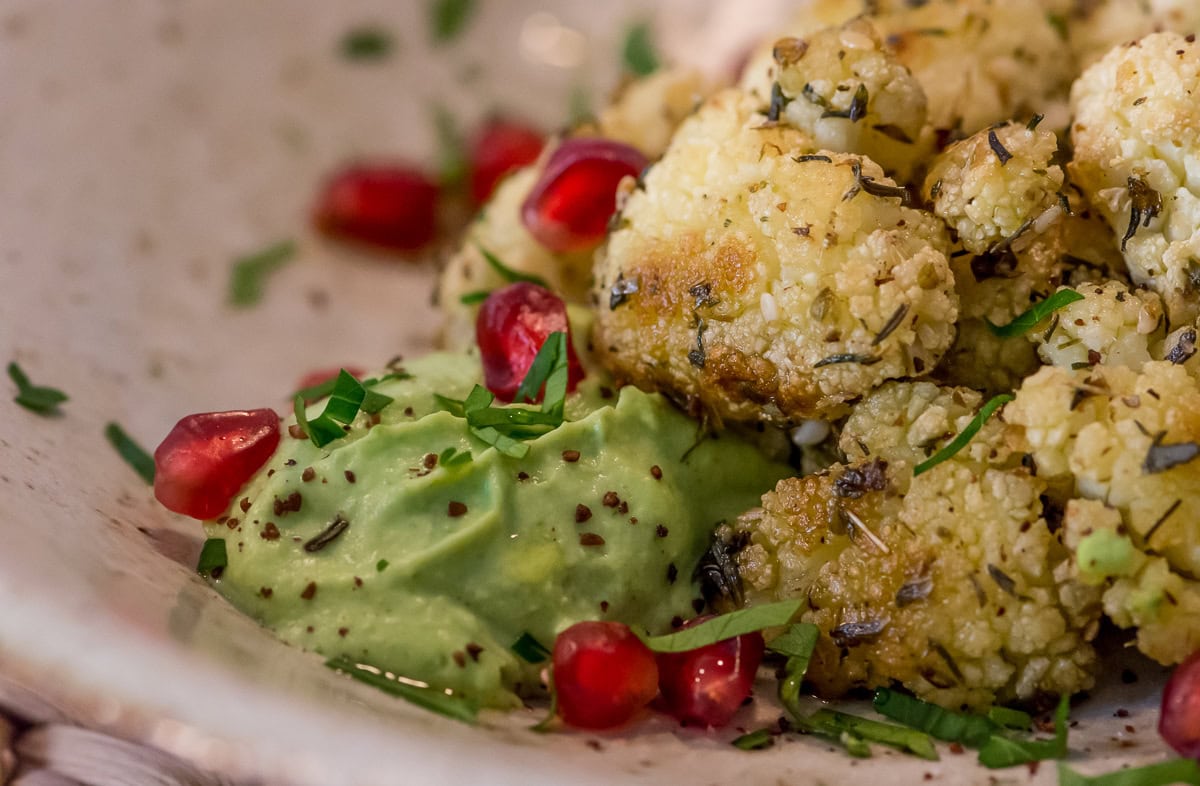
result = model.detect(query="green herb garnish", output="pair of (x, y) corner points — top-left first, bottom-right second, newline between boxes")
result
(987, 705), (1032, 730)
(196, 538), (228, 576)
(340, 26), (393, 60)
(773, 622), (820, 727)
(376, 559), (389, 572)
(479, 245), (549, 287)
(1058, 758), (1200, 786)
(429, 0), (476, 43)
(798, 709), (939, 760)
(434, 104), (467, 186)
(639, 599), (803, 653)
(873, 688), (996, 747)
(621, 21), (659, 76)
(977, 694), (1069, 769)
(295, 370), (394, 448)
(568, 83), (592, 126)
(228, 240), (295, 307)
(439, 447), (473, 468)
(732, 728), (775, 750)
(459, 290), (491, 305)
(511, 632), (551, 663)
(912, 393), (1014, 477)
(105, 422), (155, 484)
(7, 362), (68, 415)
(435, 332), (569, 458)
(987, 288), (1084, 338)
(326, 655), (478, 723)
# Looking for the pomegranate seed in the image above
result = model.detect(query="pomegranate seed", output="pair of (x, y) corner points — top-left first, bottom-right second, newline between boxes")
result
(154, 409), (280, 520)
(552, 621), (659, 730)
(520, 138), (647, 253)
(313, 164), (439, 252)
(476, 282), (585, 403)
(655, 616), (765, 728)
(1161, 649), (1200, 757)
(468, 119), (544, 205)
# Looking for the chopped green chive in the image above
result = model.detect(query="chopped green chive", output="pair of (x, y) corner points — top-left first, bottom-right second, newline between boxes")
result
(639, 599), (803, 653)
(913, 393), (1014, 477)
(459, 290), (491, 305)
(987, 288), (1084, 338)
(1058, 758), (1200, 786)
(340, 26), (393, 60)
(7, 362), (68, 415)
(429, 0), (476, 43)
(296, 370), (394, 448)
(511, 632), (551, 663)
(798, 709), (939, 760)
(196, 538), (228, 576)
(376, 559), (389, 572)
(621, 21), (659, 76)
(732, 728), (775, 750)
(228, 240), (296, 307)
(326, 655), (478, 723)
(977, 694), (1069, 769)
(987, 705), (1032, 730)
(568, 83), (593, 126)
(105, 422), (155, 484)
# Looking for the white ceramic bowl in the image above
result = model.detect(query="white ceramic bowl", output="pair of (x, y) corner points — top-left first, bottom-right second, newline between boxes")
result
(0, 2), (1175, 783)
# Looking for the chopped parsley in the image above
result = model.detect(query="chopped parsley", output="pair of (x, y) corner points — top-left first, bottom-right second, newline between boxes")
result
(196, 538), (228, 577)
(105, 422), (155, 484)
(987, 289), (1084, 338)
(1058, 758), (1200, 786)
(429, 0), (476, 44)
(7, 362), (68, 415)
(913, 393), (1014, 476)
(228, 240), (296, 307)
(340, 26), (393, 60)
(638, 599), (803, 653)
(621, 21), (659, 76)
(376, 559), (389, 572)
(293, 369), (393, 448)
(326, 655), (478, 723)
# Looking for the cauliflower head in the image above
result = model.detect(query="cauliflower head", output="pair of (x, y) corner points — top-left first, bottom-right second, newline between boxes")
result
(597, 67), (715, 161)
(592, 89), (958, 425)
(729, 382), (1101, 709)
(1005, 361), (1200, 663)
(773, 19), (934, 183)
(934, 318), (1041, 396)
(1069, 32), (1200, 326)
(1032, 281), (1167, 372)
(1067, 0), (1200, 68)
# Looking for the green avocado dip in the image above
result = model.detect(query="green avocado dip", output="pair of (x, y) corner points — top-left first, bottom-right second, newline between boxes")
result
(203, 336), (789, 709)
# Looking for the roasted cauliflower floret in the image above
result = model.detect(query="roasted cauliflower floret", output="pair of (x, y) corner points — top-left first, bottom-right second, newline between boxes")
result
(730, 390), (1100, 708)
(924, 120), (1064, 255)
(1032, 281), (1166, 372)
(934, 318), (1042, 396)
(1067, 0), (1200, 68)
(1064, 499), (1200, 666)
(773, 19), (934, 183)
(1005, 362), (1200, 663)
(436, 163), (594, 350)
(597, 67), (715, 161)
(592, 89), (957, 425)
(1069, 32), (1200, 326)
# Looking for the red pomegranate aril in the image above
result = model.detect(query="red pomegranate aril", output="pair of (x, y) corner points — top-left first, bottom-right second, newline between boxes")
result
(552, 621), (659, 730)
(313, 164), (439, 252)
(154, 409), (281, 520)
(468, 119), (544, 205)
(1161, 649), (1200, 758)
(476, 282), (585, 403)
(655, 617), (765, 728)
(520, 138), (647, 253)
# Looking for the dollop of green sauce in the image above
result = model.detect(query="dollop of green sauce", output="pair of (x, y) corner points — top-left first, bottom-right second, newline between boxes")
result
(204, 351), (789, 708)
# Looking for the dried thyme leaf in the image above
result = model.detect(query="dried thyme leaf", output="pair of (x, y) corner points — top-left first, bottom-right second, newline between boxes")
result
(1123, 176), (1162, 251)
(1166, 329), (1197, 365)
(987, 128), (1012, 165)
(814, 352), (882, 368)
(1143, 431), (1200, 474)
(871, 304), (909, 346)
